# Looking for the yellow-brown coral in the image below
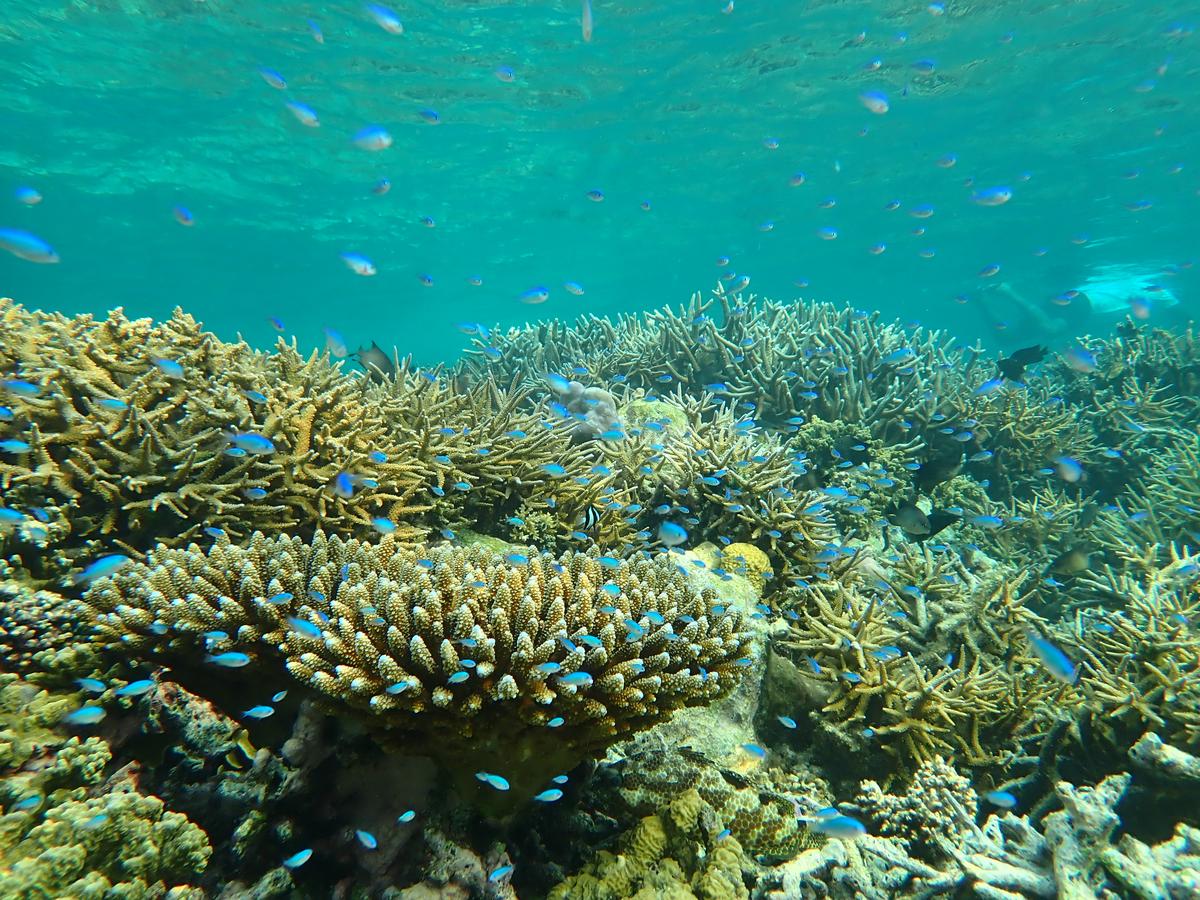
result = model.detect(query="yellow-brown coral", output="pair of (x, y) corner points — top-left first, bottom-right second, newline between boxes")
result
(82, 531), (754, 800)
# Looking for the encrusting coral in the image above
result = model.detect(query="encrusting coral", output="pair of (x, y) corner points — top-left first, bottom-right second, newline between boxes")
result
(548, 787), (751, 900)
(0, 674), (211, 897)
(854, 756), (978, 854)
(81, 531), (755, 803)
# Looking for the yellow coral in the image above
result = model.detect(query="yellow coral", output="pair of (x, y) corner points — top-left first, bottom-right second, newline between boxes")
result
(83, 532), (754, 802)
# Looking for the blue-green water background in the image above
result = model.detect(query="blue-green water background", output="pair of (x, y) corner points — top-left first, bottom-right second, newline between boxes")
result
(1, 0), (1196, 363)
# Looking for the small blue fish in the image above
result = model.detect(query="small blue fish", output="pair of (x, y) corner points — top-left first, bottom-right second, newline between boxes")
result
(258, 67), (287, 89)
(969, 515), (1003, 529)
(1026, 631), (1077, 684)
(243, 705), (275, 719)
(114, 679), (154, 698)
(658, 522), (688, 547)
(11, 794), (42, 811)
(534, 789), (564, 802)
(542, 463), (567, 477)
(206, 652), (251, 668)
(365, 2), (404, 33)
(153, 358), (184, 379)
(64, 706), (107, 725)
(282, 849), (313, 869)
(985, 790), (1018, 809)
(448, 671), (470, 684)
(476, 771), (510, 791)
(284, 100), (319, 127)
(0, 228), (59, 263)
(0, 508), (25, 525)
(505, 552), (529, 566)
(368, 450), (388, 463)
(329, 472), (356, 499)
(76, 678), (106, 693)
(353, 125), (393, 151)
(356, 829), (378, 849)
(741, 743), (767, 759)
(74, 554), (132, 586)
(1064, 345), (1098, 373)
(0, 439), (30, 453)
(777, 715), (798, 729)
(558, 671), (593, 687)
(0, 379), (40, 396)
(225, 431), (275, 455)
(371, 517), (397, 535)
(397, 809), (417, 823)
(881, 347), (915, 366)
(287, 616), (321, 639)
(810, 815), (867, 839)
(488, 865), (514, 883)
(535, 662), (562, 675)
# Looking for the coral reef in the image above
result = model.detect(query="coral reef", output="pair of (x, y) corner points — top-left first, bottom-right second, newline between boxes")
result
(0, 674), (211, 897)
(82, 531), (754, 802)
(548, 787), (752, 900)
(4, 289), (1200, 897)
(854, 756), (978, 854)
(456, 286), (970, 443)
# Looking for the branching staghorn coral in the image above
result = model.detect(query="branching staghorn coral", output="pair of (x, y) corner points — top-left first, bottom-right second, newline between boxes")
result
(456, 286), (970, 441)
(590, 393), (835, 574)
(950, 381), (1101, 503)
(775, 552), (1064, 774)
(1062, 544), (1200, 749)
(1051, 319), (1200, 431)
(82, 531), (754, 803)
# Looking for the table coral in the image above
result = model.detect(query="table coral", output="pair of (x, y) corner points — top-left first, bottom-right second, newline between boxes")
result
(81, 532), (754, 803)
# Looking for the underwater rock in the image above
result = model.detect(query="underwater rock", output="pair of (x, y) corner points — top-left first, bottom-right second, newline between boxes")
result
(548, 378), (620, 442)
(622, 397), (690, 435)
(1129, 731), (1200, 784)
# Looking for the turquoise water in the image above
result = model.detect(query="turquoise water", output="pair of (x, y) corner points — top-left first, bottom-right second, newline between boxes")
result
(1, 0), (1196, 362)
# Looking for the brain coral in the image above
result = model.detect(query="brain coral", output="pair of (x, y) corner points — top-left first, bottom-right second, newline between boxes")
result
(82, 531), (754, 802)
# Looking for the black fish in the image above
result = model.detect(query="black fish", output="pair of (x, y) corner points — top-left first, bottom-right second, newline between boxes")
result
(914, 449), (963, 495)
(888, 501), (930, 536)
(353, 341), (395, 382)
(885, 501), (959, 545)
(997, 344), (1047, 382)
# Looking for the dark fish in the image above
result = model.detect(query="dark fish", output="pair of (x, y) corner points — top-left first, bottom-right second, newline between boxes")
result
(1075, 502), (1100, 532)
(997, 344), (1047, 382)
(914, 449), (963, 494)
(1046, 544), (1095, 578)
(353, 341), (395, 382)
(888, 502), (930, 535)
